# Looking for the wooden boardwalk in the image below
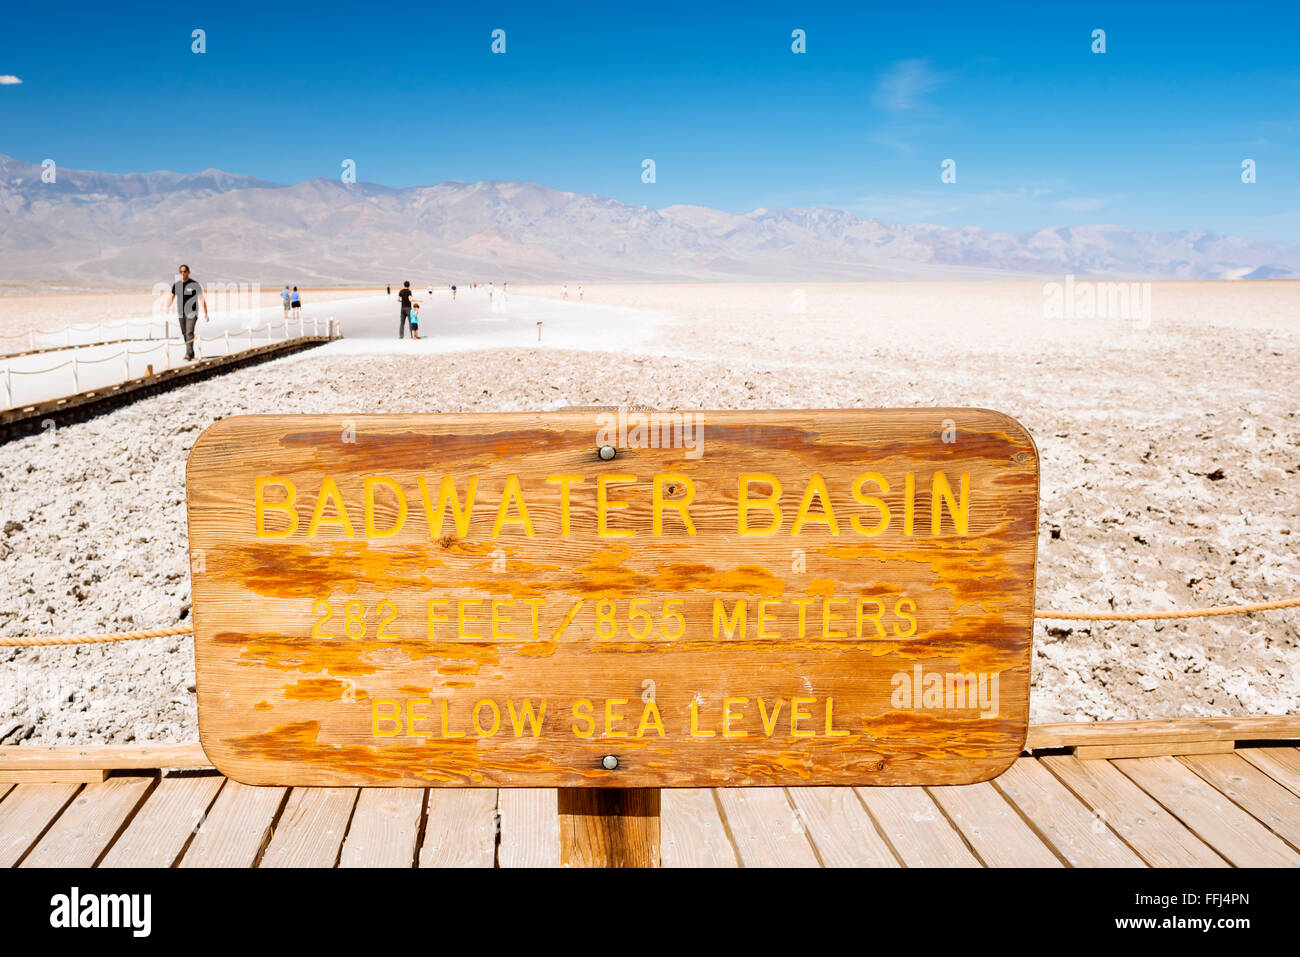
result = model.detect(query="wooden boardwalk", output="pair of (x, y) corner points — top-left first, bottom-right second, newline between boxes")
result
(2, 720), (1297, 867)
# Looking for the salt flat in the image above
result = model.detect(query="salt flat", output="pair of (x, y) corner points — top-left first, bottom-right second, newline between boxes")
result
(1, 280), (1297, 745)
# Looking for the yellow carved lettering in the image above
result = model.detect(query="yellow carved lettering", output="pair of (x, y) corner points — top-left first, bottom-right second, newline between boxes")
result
(572, 699), (595, 737)
(738, 473), (782, 536)
(307, 476), (354, 538)
(254, 477), (298, 538)
(363, 475), (407, 538)
(372, 698), (401, 737)
(792, 472), (839, 536)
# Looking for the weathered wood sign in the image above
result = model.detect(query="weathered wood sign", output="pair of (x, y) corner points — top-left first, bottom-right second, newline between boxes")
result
(186, 409), (1038, 788)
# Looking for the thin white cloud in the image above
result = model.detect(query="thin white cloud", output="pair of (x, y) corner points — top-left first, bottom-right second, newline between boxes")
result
(852, 185), (1104, 227)
(872, 59), (946, 112)
(0, 75), (22, 85)
(1056, 196), (1113, 214)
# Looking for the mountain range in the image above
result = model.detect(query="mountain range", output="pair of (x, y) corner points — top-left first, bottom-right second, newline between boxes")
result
(1, 154), (1296, 286)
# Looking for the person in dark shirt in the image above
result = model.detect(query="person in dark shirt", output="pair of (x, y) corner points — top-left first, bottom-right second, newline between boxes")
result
(164, 264), (209, 360)
(397, 281), (413, 338)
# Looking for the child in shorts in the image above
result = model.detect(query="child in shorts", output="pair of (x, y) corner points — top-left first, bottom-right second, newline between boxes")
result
(409, 302), (421, 339)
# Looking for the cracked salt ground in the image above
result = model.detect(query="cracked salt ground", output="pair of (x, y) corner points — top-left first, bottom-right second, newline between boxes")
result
(1, 280), (1298, 743)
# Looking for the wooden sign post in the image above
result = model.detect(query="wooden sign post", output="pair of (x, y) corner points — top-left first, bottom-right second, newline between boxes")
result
(186, 409), (1038, 866)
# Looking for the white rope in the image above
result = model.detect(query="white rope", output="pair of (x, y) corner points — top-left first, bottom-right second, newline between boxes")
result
(75, 351), (138, 365)
(2, 320), (313, 409)
(7, 359), (75, 375)
(0, 317), (166, 339)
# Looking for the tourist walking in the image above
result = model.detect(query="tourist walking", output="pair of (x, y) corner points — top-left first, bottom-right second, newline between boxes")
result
(280, 285), (291, 317)
(165, 264), (209, 361)
(290, 286), (302, 319)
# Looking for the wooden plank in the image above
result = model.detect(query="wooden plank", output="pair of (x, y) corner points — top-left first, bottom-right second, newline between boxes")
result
(178, 780), (287, 867)
(20, 776), (153, 868)
(421, 785), (496, 868)
(99, 773), (225, 868)
(786, 787), (900, 867)
(853, 786), (981, 866)
(0, 743), (209, 770)
(497, 788), (557, 868)
(1040, 755), (1228, 867)
(186, 409), (1038, 789)
(0, 785), (81, 867)
(257, 787), (358, 868)
(1075, 739), (1232, 760)
(1114, 756), (1300, 866)
(0, 336), (333, 434)
(927, 781), (1062, 867)
(1026, 715), (1300, 750)
(1238, 747), (1300, 797)
(340, 788), (425, 868)
(1180, 753), (1300, 851)
(992, 758), (1145, 867)
(0, 769), (108, 784)
(661, 789), (738, 867)
(714, 788), (821, 867)
(558, 788), (659, 867)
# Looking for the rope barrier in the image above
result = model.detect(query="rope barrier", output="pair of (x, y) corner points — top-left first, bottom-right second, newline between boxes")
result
(8, 359), (74, 375)
(1, 321), (318, 409)
(1, 624), (193, 647)
(1034, 595), (1300, 621)
(4, 595), (1298, 646)
(0, 337), (163, 360)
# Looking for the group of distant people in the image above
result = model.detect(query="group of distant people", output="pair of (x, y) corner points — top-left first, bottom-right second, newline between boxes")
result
(391, 279), (509, 339)
(279, 285), (302, 318)
(167, 265), (587, 356)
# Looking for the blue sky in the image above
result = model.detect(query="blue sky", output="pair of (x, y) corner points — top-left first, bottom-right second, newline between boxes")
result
(1, 0), (1297, 241)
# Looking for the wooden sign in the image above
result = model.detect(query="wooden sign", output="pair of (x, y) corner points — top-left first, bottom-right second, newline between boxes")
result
(186, 409), (1038, 787)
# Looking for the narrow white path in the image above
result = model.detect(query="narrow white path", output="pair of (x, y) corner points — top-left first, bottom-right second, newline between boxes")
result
(0, 305), (335, 410)
(305, 287), (664, 354)
(0, 287), (668, 409)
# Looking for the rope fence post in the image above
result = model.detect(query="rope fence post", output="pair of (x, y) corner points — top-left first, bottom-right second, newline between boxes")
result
(71, 354), (79, 392)
(2, 365), (10, 408)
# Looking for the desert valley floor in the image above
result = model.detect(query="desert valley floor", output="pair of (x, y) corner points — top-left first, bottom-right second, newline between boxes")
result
(1, 281), (1297, 744)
